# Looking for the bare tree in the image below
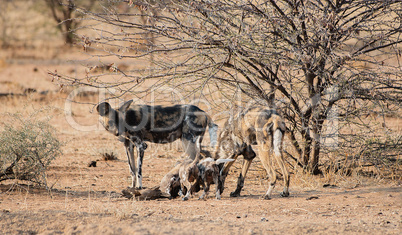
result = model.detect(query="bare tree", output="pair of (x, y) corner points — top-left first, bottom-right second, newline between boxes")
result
(44, 0), (98, 44)
(0, 0), (15, 48)
(53, 0), (402, 174)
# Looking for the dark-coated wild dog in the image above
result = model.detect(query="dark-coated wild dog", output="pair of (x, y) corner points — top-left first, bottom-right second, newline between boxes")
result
(96, 100), (218, 189)
(215, 106), (289, 199)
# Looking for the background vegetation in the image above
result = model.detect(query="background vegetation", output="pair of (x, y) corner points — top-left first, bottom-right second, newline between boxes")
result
(0, 0), (400, 181)
(54, 0), (401, 176)
(0, 110), (62, 186)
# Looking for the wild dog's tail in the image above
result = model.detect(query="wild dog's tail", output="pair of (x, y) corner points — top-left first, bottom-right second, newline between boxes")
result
(199, 157), (215, 164)
(215, 159), (235, 165)
(199, 158), (234, 165)
(206, 115), (218, 147)
(263, 114), (286, 157)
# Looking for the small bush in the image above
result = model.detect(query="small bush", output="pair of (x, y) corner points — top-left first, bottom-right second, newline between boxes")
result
(322, 134), (401, 181)
(360, 135), (401, 180)
(0, 113), (62, 186)
(99, 149), (118, 161)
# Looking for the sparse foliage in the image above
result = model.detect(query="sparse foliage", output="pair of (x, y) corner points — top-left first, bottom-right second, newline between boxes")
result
(359, 135), (401, 179)
(52, 0), (402, 175)
(0, 113), (62, 185)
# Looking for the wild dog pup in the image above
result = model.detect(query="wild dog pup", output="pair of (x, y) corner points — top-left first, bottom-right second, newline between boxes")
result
(179, 154), (202, 201)
(160, 161), (182, 199)
(216, 106), (289, 200)
(178, 150), (234, 201)
(197, 157), (234, 200)
(160, 150), (210, 199)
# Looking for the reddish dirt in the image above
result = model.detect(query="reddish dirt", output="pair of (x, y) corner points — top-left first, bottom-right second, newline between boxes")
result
(0, 50), (401, 234)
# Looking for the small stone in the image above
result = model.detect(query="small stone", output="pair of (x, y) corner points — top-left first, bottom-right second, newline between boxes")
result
(88, 161), (97, 167)
(306, 196), (319, 200)
(261, 217), (267, 222)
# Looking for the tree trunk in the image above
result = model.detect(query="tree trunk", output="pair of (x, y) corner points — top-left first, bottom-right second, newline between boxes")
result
(308, 115), (325, 175)
(309, 139), (321, 175)
(65, 30), (75, 45)
(300, 118), (312, 167)
(300, 132), (321, 175)
(63, 20), (75, 45)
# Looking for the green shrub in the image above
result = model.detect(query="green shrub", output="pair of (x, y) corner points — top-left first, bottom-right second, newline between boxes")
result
(0, 113), (62, 186)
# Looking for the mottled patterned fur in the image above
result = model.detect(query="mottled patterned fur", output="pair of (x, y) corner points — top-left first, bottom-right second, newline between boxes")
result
(96, 100), (218, 189)
(216, 106), (289, 199)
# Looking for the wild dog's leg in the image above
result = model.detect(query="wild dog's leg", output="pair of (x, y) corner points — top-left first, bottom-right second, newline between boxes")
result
(219, 154), (240, 194)
(136, 144), (145, 189)
(190, 177), (201, 193)
(220, 156), (236, 176)
(202, 182), (210, 200)
(259, 147), (277, 200)
(230, 145), (256, 197)
(275, 153), (290, 197)
(124, 138), (136, 189)
(273, 128), (289, 197)
(230, 159), (252, 197)
(213, 171), (221, 200)
(217, 175), (224, 198)
(179, 185), (187, 196)
(198, 180), (207, 200)
(131, 139), (147, 189)
(181, 134), (201, 160)
(181, 179), (193, 201)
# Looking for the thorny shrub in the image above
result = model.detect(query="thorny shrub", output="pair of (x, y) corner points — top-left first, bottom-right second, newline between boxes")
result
(0, 112), (62, 186)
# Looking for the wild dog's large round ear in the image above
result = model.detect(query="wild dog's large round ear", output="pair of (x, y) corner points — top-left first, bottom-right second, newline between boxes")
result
(118, 99), (133, 112)
(96, 102), (111, 116)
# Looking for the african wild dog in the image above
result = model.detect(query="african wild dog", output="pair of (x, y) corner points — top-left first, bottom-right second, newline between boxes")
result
(96, 100), (218, 189)
(160, 150), (209, 199)
(168, 150), (233, 201)
(178, 153), (202, 201)
(196, 157), (234, 200)
(160, 160), (182, 199)
(215, 106), (289, 199)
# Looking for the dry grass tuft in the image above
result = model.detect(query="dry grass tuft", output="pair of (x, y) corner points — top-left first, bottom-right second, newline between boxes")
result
(99, 149), (119, 161)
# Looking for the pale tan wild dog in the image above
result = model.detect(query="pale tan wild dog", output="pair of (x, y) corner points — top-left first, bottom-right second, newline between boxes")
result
(215, 106), (289, 199)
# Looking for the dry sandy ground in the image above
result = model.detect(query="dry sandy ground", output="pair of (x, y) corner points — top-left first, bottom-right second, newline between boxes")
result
(0, 158), (401, 235)
(0, 50), (401, 234)
(0, 165), (401, 235)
